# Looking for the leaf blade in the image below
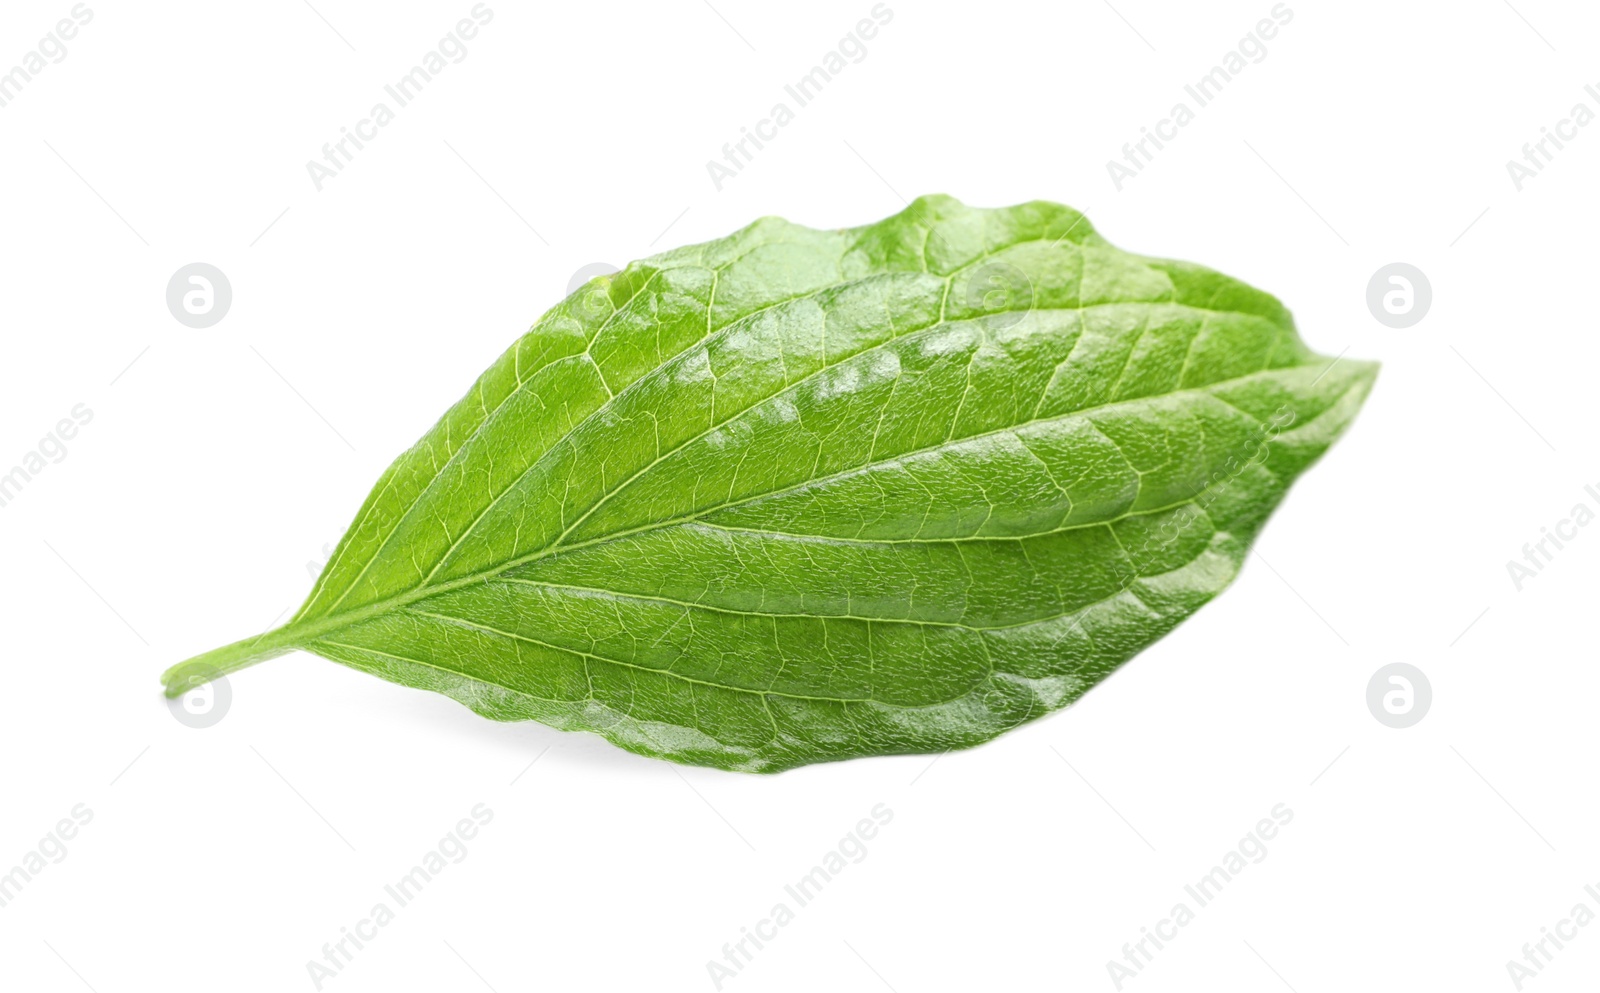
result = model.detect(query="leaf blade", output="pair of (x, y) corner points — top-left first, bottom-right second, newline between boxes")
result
(163, 196), (1376, 772)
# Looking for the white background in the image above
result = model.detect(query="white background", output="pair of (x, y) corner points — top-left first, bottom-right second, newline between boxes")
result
(1, 1), (1596, 990)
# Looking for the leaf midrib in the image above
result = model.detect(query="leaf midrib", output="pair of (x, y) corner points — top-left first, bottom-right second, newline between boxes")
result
(272, 361), (1335, 656)
(424, 299), (1291, 590)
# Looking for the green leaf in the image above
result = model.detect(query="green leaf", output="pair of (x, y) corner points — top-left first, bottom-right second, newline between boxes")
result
(163, 196), (1375, 772)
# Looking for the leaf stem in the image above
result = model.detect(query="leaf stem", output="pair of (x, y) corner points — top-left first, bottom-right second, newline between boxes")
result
(160, 626), (302, 698)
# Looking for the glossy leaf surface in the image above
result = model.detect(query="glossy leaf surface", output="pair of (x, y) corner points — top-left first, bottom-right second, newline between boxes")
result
(163, 196), (1376, 772)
